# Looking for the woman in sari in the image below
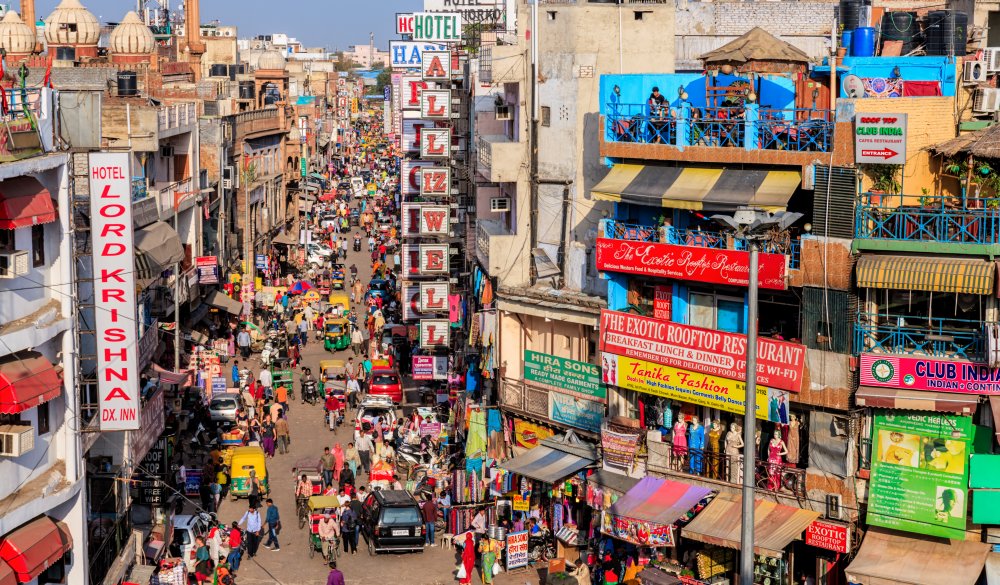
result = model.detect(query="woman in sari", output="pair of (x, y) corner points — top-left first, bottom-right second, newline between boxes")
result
(457, 532), (475, 585)
(332, 444), (345, 484)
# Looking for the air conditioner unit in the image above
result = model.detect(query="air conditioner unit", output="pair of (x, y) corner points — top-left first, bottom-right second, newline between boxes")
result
(964, 60), (988, 83)
(985, 48), (1000, 72)
(974, 88), (1000, 113)
(159, 145), (175, 157)
(0, 250), (29, 278)
(0, 425), (34, 457)
(495, 105), (512, 121)
(490, 197), (511, 212)
(223, 165), (238, 189)
(223, 30), (233, 37)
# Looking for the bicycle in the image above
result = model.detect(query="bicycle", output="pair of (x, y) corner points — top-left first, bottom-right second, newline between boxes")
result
(296, 496), (310, 530)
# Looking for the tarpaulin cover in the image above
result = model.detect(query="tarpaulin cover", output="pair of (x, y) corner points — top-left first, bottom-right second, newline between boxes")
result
(0, 517), (72, 582)
(0, 353), (63, 415)
(609, 477), (712, 526)
(0, 177), (55, 229)
(846, 527), (989, 585)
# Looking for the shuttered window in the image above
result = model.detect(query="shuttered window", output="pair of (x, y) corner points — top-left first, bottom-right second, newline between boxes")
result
(802, 286), (853, 355)
(812, 165), (856, 239)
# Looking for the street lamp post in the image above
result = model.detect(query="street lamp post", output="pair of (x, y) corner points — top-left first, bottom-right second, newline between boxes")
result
(712, 207), (802, 585)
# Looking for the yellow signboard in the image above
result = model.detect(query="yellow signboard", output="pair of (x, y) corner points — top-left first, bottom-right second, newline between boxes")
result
(512, 495), (530, 512)
(602, 353), (789, 423)
(351, 98), (359, 114)
(512, 418), (554, 449)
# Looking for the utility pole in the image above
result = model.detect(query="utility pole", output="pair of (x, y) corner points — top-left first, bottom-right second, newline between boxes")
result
(369, 32), (375, 69)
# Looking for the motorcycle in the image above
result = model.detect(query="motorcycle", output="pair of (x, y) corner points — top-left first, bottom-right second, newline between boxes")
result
(302, 380), (319, 405)
(528, 527), (556, 562)
(353, 238), (362, 252)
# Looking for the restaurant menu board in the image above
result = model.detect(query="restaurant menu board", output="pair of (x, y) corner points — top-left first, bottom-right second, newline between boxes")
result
(867, 413), (973, 540)
(506, 531), (528, 570)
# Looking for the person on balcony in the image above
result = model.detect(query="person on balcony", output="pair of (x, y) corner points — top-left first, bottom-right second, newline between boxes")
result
(647, 87), (671, 143)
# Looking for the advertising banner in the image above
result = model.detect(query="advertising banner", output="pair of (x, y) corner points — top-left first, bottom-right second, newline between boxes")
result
(400, 244), (419, 278)
(860, 353), (1000, 395)
(601, 423), (642, 468)
(804, 520), (851, 553)
(602, 352), (790, 423)
(390, 41), (449, 68)
(396, 13), (414, 35)
(523, 350), (604, 399)
(129, 388), (165, 464)
(90, 152), (141, 431)
(420, 167), (451, 197)
(401, 75), (427, 110)
(420, 89), (452, 119)
(419, 319), (450, 347)
(403, 283), (443, 320)
(513, 418), (554, 448)
(506, 531), (529, 570)
(411, 12), (463, 43)
(653, 285), (671, 320)
(549, 392), (603, 433)
(196, 256), (219, 284)
(600, 310), (805, 393)
(419, 205), (450, 235)
(412, 355), (448, 380)
(420, 127), (451, 159)
(601, 512), (674, 547)
(401, 159), (436, 196)
(595, 238), (787, 290)
(868, 412), (972, 540)
(418, 243), (449, 274)
(854, 113), (907, 165)
(419, 422), (443, 437)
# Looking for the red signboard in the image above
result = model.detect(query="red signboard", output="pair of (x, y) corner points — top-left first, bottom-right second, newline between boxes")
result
(805, 520), (851, 553)
(419, 244), (449, 274)
(595, 238), (787, 290)
(599, 309), (806, 393)
(653, 285), (671, 320)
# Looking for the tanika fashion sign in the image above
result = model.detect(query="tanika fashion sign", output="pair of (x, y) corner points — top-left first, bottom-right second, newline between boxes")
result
(860, 353), (1000, 395)
(595, 238), (787, 290)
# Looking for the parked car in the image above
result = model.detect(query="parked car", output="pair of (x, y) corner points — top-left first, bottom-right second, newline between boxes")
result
(208, 393), (240, 422)
(170, 513), (211, 573)
(368, 367), (403, 404)
(354, 395), (398, 444)
(360, 490), (424, 555)
(319, 214), (340, 229)
(307, 243), (334, 257)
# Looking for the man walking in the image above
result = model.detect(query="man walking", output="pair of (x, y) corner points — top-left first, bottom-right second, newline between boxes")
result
(238, 505), (263, 558)
(275, 415), (290, 454)
(226, 522), (242, 573)
(346, 376), (360, 409)
(237, 328), (251, 359)
(351, 326), (364, 356)
(326, 561), (346, 585)
(259, 367), (272, 397)
(320, 447), (335, 489)
(355, 431), (373, 474)
(263, 499), (281, 551)
(232, 360), (241, 387)
(340, 505), (358, 555)
(421, 494), (437, 547)
(298, 318), (308, 347)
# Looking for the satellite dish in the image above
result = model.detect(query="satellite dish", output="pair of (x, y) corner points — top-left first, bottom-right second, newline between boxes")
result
(842, 75), (865, 99)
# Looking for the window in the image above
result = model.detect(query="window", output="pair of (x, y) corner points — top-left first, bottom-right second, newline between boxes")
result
(547, 10), (556, 20)
(541, 106), (551, 127)
(31, 224), (44, 267)
(634, 10), (650, 20)
(0, 413), (22, 425)
(688, 291), (745, 333)
(0, 229), (12, 251)
(37, 402), (50, 435)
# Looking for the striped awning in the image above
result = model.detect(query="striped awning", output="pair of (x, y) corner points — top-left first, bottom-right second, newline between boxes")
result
(856, 255), (995, 295)
(500, 444), (595, 484)
(591, 164), (799, 211)
(846, 527), (989, 585)
(855, 386), (978, 415)
(682, 492), (820, 558)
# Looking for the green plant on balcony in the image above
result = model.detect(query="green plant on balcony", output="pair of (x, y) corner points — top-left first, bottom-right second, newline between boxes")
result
(864, 163), (902, 196)
(943, 157), (968, 178)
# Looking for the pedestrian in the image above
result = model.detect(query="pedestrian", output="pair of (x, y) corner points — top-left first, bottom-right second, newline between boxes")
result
(320, 447), (335, 489)
(457, 532), (475, 585)
(344, 442), (361, 478)
(275, 416), (290, 454)
(346, 376), (360, 408)
(261, 415), (276, 458)
(194, 536), (212, 585)
(338, 464), (355, 490)
(339, 505), (358, 555)
(232, 360), (241, 387)
(259, 367), (272, 395)
(237, 328), (251, 359)
(276, 384), (288, 414)
(226, 522), (242, 573)
(326, 561), (346, 585)
(351, 327), (364, 356)
(238, 505), (263, 558)
(356, 431), (373, 474)
(298, 318), (308, 347)
(421, 495), (437, 547)
(248, 469), (263, 509)
(263, 498), (281, 551)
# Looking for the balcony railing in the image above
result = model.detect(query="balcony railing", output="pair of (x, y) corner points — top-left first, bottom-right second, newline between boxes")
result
(151, 177), (193, 214)
(235, 108), (282, 138)
(855, 193), (1000, 246)
(854, 311), (985, 359)
(651, 438), (806, 497)
(606, 220), (801, 269)
(606, 104), (833, 152)
(157, 102), (196, 132)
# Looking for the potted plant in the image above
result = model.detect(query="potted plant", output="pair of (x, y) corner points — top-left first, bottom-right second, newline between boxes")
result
(865, 163), (902, 196)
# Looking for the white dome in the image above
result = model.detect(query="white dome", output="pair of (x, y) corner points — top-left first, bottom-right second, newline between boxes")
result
(44, 0), (100, 46)
(109, 11), (154, 55)
(0, 12), (36, 55)
(257, 49), (286, 71)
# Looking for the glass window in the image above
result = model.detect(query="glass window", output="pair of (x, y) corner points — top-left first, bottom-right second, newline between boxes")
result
(37, 402), (50, 435)
(0, 229), (13, 251)
(688, 292), (714, 329)
(717, 299), (744, 333)
(380, 506), (420, 525)
(31, 225), (44, 267)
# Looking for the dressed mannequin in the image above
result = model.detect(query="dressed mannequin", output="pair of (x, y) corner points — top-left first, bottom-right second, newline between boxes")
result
(707, 420), (722, 479)
(688, 416), (705, 475)
(767, 432), (789, 490)
(725, 423), (744, 483)
(786, 415), (801, 466)
(672, 418), (688, 470)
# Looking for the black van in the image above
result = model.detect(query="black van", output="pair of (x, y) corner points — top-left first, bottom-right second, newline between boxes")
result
(360, 489), (424, 554)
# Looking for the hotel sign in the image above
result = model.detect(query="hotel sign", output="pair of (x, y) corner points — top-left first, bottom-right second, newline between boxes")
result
(420, 89), (452, 119)
(411, 12), (463, 43)
(420, 127), (451, 159)
(420, 167), (451, 197)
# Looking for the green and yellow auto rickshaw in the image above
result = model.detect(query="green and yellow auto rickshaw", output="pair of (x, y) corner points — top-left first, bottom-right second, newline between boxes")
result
(323, 318), (350, 351)
(229, 446), (268, 499)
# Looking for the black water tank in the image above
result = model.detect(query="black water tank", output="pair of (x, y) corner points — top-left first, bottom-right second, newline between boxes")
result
(238, 81), (254, 100)
(925, 10), (967, 55)
(840, 0), (864, 31)
(227, 64), (238, 80)
(55, 46), (75, 61)
(117, 71), (137, 97)
(209, 63), (227, 77)
(881, 12), (920, 54)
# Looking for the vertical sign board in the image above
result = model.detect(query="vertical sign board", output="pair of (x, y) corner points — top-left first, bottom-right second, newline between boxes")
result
(420, 167), (451, 197)
(421, 51), (453, 82)
(401, 75), (427, 110)
(401, 202), (420, 235)
(854, 113), (907, 165)
(419, 243), (450, 274)
(411, 12), (464, 43)
(389, 41), (449, 69)
(420, 89), (452, 120)
(420, 318), (451, 347)
(396, 13), (414, 35)
(401, 160), (436, 196)
(420, 127), (451, 159)
(419, 205), (450, 235)
(419, 281), (450, 312)
(89, 152), (141, 431)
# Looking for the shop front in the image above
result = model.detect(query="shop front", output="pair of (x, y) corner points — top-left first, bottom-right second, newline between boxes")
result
(600, 476), (712, 552)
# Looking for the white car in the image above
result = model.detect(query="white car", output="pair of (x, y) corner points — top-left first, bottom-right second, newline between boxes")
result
(307, 243), (334, 257)
(170, 514), (211, 573)
(307, 252), (329, 269)
(354, 396), (397, 444)
(319, 214), (340, 229)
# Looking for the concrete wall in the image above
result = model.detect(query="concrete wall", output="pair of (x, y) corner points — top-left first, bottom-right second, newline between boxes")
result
(499, 311), (594, 381)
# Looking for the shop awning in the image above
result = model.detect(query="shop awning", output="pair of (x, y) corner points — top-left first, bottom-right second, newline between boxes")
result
(855, 385), (978, 415)
(0, 560), (15, 585)
(0, 353), (63, 415)
(0, 517), (72, 582)
(591, 164), (798, 211)
(204, 289), (243, 316)
(682, 492), (820, 557)
(846, 527), (989, 585)
(273, 231), (298, 246)
(0, 177), (56, 230)
(134, 221), (185, 282)
(587, 469), (640, 496)
(609, 477), (713, 526)
(500, 444), (595, 484)
(856, 255), (995, 295)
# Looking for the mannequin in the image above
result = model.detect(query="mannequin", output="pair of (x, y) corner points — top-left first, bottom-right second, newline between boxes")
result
(786, 415), (801, 466)
(725, 422), (743, 483)
(707, 420), (722, 479)
(672, 418), (688, 470)
(688, 416), (705, 475)
(767, 432), (789, 490)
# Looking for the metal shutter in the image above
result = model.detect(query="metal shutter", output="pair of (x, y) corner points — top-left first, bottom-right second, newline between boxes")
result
(812, 166), (856, 239)
(802, 286), (852, 355)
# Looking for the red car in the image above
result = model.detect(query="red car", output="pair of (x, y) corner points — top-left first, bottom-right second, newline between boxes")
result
(368, 367), (403, 404)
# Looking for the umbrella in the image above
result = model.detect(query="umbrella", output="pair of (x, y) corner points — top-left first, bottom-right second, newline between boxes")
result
(240, 321), (262, 333)
(288, 280), (312, 295)
(319, 192), (337, 202)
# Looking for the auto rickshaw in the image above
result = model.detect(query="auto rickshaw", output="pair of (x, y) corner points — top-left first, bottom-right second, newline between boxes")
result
(307, 496), (342, 560)
(229, 446), (268, 500)
(317, 276), (332, 296)
(331, 264), (345, 290)
(323, 319), (350, 351)
(328, 293), (350, 316)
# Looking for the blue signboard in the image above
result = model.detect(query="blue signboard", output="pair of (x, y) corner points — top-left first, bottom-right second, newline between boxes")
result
(255, 254), (266, 269)
(384, 85), (391, 102)
(548, 392), (603, 433)
(389, 41), (448, 68)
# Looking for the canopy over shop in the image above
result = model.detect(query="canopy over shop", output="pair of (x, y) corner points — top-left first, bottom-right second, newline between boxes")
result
(500, 432), (597, 484)
(845, 527), (989, 585)
(682, 492), (820, 557)
(602, 476), (713, 548)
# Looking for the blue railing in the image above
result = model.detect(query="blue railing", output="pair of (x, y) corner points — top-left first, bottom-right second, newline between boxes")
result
(855, 193), (1000, 245)
(607, 221), (801, 269)
(854, 311), (985, 359)
(131, 178), (147, 202)
(605, 104), (833, 152)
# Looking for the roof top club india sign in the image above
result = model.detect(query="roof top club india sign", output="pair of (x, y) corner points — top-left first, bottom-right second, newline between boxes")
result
(90, 152), (141, 431)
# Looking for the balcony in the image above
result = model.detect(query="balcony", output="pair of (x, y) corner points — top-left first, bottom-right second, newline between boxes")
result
(606, 220), (801, 269)
(235, 108), (283, 140)
(0, 87), (47, 161)
(476, 218), (518, 277)
(150, 177), (194, 216)
(157, 102), (196, 136)
(854, 193), (1000, 256)
(854, 311), (986, 360)
(477, 135), (524, 183)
